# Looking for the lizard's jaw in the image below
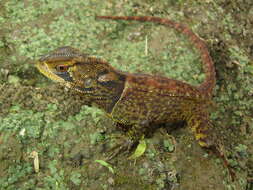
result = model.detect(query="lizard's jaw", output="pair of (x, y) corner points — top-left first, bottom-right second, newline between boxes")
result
(36, 62), (65, 83)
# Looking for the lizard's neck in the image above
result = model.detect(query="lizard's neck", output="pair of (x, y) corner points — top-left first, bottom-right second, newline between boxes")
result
(87, 71), (126, 113)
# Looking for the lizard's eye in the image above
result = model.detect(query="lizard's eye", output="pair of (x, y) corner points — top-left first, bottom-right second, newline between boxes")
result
(56, 65), (69, 72)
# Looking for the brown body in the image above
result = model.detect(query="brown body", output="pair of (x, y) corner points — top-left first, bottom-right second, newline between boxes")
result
(36, 16), (237, 179)
(37, 16), (216, 152)
(110, 72), (212, 146)
(96, 16), (216, 148)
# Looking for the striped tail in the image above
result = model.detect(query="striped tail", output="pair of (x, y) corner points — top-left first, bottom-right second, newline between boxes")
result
(96, 16), (216, 98)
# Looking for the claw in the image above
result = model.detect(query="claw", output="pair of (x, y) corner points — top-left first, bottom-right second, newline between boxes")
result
(105, 136), (137, 160)
(106, 136), (137, 160)
(104, 123), (147, 160)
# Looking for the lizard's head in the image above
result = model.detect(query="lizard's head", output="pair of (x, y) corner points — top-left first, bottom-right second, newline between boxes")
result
(36, 46), (126, 112)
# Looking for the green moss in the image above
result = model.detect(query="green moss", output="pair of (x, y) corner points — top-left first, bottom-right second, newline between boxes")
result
(0, 106), (44, 143)
(0, 163), (34, 189)
(163, 139), (175, 152)
(70, 172), (82, 186)
(45, 160), (68, 190)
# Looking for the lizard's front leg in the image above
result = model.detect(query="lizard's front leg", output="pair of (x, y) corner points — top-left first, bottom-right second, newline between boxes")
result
(107, 121), (150, 160)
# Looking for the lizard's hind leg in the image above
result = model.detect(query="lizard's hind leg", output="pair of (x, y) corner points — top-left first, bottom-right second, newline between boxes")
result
(188, 115), (236, 180)
(188, 114), (214, 148)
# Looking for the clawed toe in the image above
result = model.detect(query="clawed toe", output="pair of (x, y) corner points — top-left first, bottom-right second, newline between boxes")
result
(105, 137), (136, 160)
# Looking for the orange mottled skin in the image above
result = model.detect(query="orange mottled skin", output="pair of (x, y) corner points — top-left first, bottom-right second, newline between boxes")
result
(36, 16), (234, 178)
(97, 16), (216, 148)
(36, 15), (215, 148)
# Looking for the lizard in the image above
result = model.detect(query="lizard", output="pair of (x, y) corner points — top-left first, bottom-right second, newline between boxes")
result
(36, 16), (234, 179)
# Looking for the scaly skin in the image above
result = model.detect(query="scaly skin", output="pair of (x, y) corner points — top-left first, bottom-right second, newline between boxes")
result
(36, 16), (234, 178)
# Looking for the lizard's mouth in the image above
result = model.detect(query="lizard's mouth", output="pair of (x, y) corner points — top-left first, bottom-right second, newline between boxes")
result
(35, 61), (65, 83)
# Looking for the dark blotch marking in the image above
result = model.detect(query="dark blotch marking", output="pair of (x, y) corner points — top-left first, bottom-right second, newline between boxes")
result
(98, 71), (126, 88)
(56, 72), (73, 82)
(76, 86), (95, 92)
(98, 69), (109, 76)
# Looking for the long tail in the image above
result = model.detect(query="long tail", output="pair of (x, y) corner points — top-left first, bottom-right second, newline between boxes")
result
(96, 16), (216, 98)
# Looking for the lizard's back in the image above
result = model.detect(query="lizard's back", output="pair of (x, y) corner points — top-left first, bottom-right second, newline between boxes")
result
(112, 73), (207, 126)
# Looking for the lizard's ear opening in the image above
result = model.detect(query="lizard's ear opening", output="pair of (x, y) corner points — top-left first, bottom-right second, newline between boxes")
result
(97, 70), (118, 83)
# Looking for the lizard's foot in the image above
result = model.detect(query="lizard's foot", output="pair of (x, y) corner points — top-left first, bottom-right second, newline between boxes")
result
(105, 135), (138, 160)
(104, 123), (148, 160)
